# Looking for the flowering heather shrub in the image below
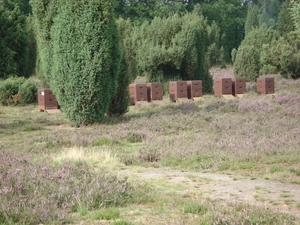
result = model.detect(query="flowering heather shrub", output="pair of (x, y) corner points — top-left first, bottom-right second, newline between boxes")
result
(275, 93), (300, 105)
(203, 100), (226, 112)
(237, 99), (275, 112)
(164, 102), (199, 115)
(128, 94), (300, 171)
(213, 206), (296, 225)
(138, 146), (161, 163)
(0, 150), (132, 224)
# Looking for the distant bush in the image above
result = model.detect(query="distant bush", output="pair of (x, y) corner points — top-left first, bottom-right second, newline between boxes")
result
(259, 32), (300, 79)
(0, 150), (133, 224)
(233, 28), (279, 81)
(0, 77), (24, 105)
(0, 77), (38, 105)
(233, 45), (260, 81)
(121, 11), (213, 93)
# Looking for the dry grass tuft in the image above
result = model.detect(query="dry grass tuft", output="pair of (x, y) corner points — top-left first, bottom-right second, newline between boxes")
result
(52, 146), (120, 167)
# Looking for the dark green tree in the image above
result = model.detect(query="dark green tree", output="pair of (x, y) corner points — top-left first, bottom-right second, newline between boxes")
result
(107, 48), (130, 117)
(31, 0), (57, 86)
(0, 4), (30, 79)
(290, 0), (300, 32)
(258, 0), (282, 28)
(107, 17), (130, 117)
(32, 0), (122, 126)
(201, 0), (246, 62)
(1, 0), (31, 14)
(245, 4), (259, 36)
(277, 0), (295, 37)
(114, 0), (186, 23)
(234, 27), (279, 81)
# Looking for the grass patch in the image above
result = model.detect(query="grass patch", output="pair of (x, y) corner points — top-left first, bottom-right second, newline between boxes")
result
(183, 202), (208, 215)
(93, 208), (121, 220)
(112, 220), (134, 225)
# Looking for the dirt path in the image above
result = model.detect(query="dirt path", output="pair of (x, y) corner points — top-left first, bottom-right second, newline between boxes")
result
(121, 168), (300, 219)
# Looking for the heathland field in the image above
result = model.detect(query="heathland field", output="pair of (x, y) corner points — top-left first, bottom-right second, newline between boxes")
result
(1, 73), (300, 224)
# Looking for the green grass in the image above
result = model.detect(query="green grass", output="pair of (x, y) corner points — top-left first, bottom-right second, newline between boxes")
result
(93, 208), (121, 220)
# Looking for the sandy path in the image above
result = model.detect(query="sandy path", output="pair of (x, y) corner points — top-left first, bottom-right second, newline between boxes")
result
(121, 168), (300, 218)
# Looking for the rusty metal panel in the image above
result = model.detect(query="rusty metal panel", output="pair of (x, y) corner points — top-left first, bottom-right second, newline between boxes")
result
(232, 78), (246, 96)
(169, 81), (188, 102)
(214, 78), (232, 97)
(257, 77), (274, 95)
(38, 88), (58, 111)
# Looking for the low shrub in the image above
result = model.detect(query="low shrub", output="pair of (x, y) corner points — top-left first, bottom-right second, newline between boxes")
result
(0, 77), (25, 105)
(0, 150), (133, 224)
(18, 78), (38, 105)
(0, 77), (38, 105)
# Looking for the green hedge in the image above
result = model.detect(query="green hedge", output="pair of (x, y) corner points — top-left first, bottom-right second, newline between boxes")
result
(0, 77), (38, 106)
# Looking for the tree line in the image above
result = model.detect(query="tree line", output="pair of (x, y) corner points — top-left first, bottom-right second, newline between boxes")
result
(0, 0), (299, 125)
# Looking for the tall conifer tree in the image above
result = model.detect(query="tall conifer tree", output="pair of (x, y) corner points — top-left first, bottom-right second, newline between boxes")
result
(277, 1), (294, 37)
(245, 5), (259, 36)
(32, 0), (121, 126)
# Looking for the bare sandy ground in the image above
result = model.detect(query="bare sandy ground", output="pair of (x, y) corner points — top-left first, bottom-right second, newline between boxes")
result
(122, 168), (300, 219)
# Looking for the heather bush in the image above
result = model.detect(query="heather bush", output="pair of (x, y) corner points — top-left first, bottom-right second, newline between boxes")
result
(237, 99), (275, 112)
(0, 150), (133, 224)
(275, 93), (300, 105)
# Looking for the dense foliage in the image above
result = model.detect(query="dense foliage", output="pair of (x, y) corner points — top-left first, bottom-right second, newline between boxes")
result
(234, 0), (300, 80)
(245, 4), (259, 36)
(120, 10), (213, 93)
(277, 0), (295, 37)
(0, 77), (38, 105)
(201, 0), (246, 62)
(32, 0), (122, 126)
(0, 5), (32, 79)
(107, 45), (130, 117)
(234, 28), (279, 81)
